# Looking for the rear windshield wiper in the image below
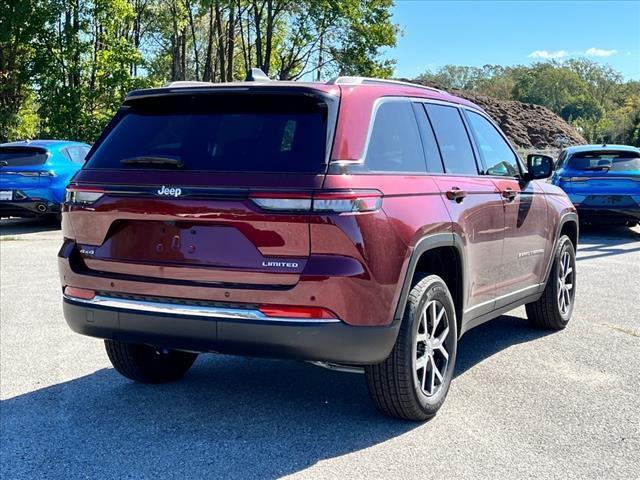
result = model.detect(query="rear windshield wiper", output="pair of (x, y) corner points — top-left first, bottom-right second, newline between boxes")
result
(120, 156), (184, 168)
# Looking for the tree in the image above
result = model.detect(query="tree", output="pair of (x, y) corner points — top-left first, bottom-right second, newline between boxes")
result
(0, 0), (49, 141)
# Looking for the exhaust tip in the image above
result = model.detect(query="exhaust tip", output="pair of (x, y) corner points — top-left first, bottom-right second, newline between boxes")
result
(36, 203), (48, 213)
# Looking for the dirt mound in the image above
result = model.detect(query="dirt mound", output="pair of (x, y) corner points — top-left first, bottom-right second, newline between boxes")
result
(405, 80), (587, 149)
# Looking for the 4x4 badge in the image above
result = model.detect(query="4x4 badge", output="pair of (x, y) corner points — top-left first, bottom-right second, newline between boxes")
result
(157, 185), (182, 197)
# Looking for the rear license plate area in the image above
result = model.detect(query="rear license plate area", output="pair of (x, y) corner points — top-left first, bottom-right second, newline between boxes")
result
(584, 195), (634, 207)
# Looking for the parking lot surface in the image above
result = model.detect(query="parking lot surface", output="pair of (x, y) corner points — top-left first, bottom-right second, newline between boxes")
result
(1, 218), (639, 479)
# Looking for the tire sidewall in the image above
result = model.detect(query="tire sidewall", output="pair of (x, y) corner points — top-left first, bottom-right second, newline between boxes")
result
(405, 277), (458, 412)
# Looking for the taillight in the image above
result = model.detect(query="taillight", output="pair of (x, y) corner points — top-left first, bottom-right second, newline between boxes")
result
(250, 190), (382, 214)
(559, 177), (589, 182)
(313, 191), (382, 213)
(64, 286), (96, 300)
(65, 186), (104, 205)
(259, 305), (337, 319)
(250, 192), (313, 212)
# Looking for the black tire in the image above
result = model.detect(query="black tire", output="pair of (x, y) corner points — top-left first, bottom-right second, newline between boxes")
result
(365, 274), (458, 421)
(104, 340), (197, 383)
(526, 235), (576, 330)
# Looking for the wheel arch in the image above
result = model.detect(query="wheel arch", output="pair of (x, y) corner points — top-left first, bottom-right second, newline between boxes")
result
(542, 211), (579, 285)
(393, 233), (466, 337)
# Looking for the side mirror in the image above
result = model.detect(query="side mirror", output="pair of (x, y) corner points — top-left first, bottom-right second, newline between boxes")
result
(526, 154), (553, 180)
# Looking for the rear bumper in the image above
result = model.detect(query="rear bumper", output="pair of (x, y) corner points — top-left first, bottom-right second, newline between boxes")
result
(62, 295), (399, 365)
(0, 200), (59, 217)
(576, 205), (640, 223)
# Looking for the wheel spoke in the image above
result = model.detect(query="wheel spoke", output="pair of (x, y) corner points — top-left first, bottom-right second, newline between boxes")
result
(432, 305), (444, 336)
(429, 362), (436, 394)
(429, 301), (437, 335)
(436, 326), (449, 344)
(415, 353), (428, 371)
(432, 358), (443, 382)
(435, 343), (449, 360)
(565, 282), (573, 291)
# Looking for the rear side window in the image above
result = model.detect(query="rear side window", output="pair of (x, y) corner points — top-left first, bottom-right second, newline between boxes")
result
(465, 111), (520, 177)
(0, 147), (48, 167)
(425, 104), (477, 175)
(86, 94), (328, 173)
(365, 101), (426, 172)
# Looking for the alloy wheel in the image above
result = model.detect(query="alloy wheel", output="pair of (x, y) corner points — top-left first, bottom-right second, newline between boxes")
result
(415, 300), (451, 397)
(557, 250), (575, 316)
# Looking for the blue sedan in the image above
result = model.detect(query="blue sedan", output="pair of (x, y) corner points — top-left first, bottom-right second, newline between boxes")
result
(551, 144), (640, 226)
(0, 140), (91, 219)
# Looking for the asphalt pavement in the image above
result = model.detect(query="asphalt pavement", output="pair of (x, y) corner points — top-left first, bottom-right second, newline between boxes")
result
(1, 218), (638, 479)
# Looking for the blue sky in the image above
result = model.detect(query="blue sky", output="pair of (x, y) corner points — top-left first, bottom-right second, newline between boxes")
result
(386, 0), (640, 80)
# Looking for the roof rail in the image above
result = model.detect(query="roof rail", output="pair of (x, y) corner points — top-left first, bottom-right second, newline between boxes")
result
(164, 81), (215, 88)
(326, 76), (445, 94)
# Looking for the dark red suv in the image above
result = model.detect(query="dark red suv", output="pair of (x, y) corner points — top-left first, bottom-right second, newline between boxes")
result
(59, 74), (578, 420)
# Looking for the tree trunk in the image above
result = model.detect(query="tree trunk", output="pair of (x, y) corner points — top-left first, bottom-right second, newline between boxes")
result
(263, 0), (274, 75)
(252, 0), (263, 72)
(214, 0), (226, 82)
(186, 0), (200, 80)
(203, 3), (215, 81)
(226, 1), (236, 81)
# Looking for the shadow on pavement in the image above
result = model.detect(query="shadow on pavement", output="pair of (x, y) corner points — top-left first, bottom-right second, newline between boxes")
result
(455, 314), (551, 377)
(0, 217), (60, 236)
(1, 314), (554, 478)
(577, 224), (640, 262)
(1, 356), (414, 478)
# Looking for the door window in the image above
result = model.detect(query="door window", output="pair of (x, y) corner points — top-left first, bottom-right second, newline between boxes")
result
(413, 103), (444, 173)
(425, 104), (478, 175)
(466, 111), (520, 177)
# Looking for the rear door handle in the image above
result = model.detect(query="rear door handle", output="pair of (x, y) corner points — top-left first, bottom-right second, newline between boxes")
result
(446, 187), (467, 202)
(502, 188), (517, 201)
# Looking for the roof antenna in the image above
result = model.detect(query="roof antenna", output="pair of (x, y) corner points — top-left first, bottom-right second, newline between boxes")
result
(245, 68), (270, 82)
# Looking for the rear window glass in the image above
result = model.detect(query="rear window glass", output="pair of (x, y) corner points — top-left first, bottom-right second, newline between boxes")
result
(86, 94), (328, 173)
(568, 151), (640, 172)
(0, 147), (47, 167)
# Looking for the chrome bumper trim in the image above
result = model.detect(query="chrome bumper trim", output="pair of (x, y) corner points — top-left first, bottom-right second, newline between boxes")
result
(62, 294), (340, 324)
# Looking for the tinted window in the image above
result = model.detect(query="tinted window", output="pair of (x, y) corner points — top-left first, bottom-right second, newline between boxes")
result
(0, 147), (47, 166)
(425, 104), (477, 175)
(466, 111), (520, 177)
(568, 151), (640, 172)
(86, 95), (327, 173)
(64, 146), (90, 163)
(413, 103), (444, 173)
(365, 101), (426, 172)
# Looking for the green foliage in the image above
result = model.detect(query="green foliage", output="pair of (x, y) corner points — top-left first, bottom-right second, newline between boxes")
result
(1, 0), (398, 142)
(416, 60), (640, 146)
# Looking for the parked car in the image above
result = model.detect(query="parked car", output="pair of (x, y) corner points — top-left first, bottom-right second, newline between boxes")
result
(552, 144), (640, 226)
(58, 73), (578, 420)
(0, 140), (91, 220)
